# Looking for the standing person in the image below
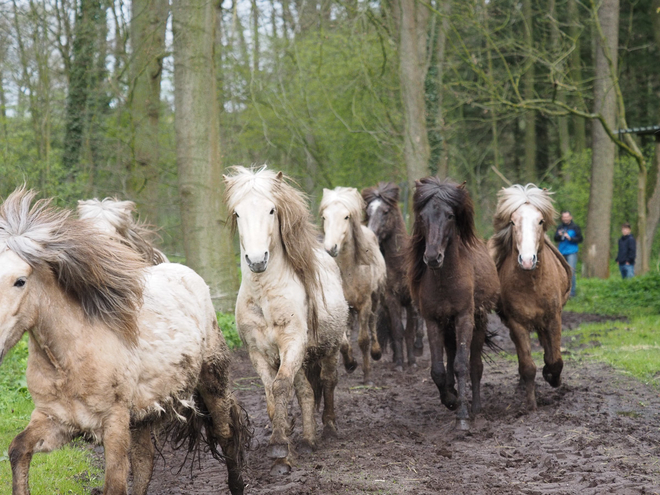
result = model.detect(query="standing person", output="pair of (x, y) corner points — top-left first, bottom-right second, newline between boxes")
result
(616, 222), (636, 279)
(554, 211), (583, 297)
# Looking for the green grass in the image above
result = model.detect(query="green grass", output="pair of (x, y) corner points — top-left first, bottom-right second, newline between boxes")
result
(217, 312), (242, 349)
(0, 338), (103, 494)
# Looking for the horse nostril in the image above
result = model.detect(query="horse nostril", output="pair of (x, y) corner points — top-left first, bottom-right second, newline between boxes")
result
(245, 254), (251, 264)
(518, 254), (523, 265)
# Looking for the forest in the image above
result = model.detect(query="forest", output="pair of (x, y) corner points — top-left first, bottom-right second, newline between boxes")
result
(1, 0), (659, 311)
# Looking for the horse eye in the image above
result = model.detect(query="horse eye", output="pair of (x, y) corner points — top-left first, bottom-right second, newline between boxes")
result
(270, 208), (275, 215)
(539, 219), (544, 225)
(234, 211), (239, 218)
(448, 214), (455, 220)
(344, 216), (349, 220)
(14, 277), (26, 288)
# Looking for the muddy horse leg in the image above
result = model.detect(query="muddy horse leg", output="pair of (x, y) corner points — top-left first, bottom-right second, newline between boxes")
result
(320, 353), (339, 439)
(294, 368), (318, 453)
(340, 309), (358, 373)
(469, 313), (487, 414)
(505, 317), (537, 410)
(357, 303), (373, 384)
(369, 292), (383, 361)
(445, 319), (457, 398)
(403, 302), (418, 366)
(454, 311), (475, 430)
(539, 315), (563, 388)
(386, 294), (405, 371)
(426, 318), (457, 410)
(101, 409), (132, 495)
(9, 411), (71, 495)
(129, 425), (154, 495)
(411, 304), (424, 357)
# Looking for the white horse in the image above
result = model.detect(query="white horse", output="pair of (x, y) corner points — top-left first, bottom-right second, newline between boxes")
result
(224, 166), (348, 475)
(77, 197), (169, 264)
(0, 188), (247, 495)
(320, 187), (387, 384)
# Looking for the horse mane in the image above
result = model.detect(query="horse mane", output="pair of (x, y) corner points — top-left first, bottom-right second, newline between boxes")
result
(320, 187), (372, 266)
(490, 184), (557, 270)
(223, 166), (322, 341)
(409, 177), (478, 296)
(0, 187), (149, 346)
(78, 198), (167, 265)
(361, 182), (400, 210)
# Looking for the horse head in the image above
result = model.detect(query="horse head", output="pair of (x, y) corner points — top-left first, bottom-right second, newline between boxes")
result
(511, 203), (545, 270)
(362, 182), (400, 243)
(320, 187), (364, 259)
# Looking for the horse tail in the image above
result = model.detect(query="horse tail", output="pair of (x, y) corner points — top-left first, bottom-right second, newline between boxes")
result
(305, 360), (324, 409)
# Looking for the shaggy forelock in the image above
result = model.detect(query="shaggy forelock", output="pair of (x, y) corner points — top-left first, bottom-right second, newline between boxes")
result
(490, 184), (557, 269)
(0, 187), (149, 345)
(362, 182), (400, 209)
(319, 187), (365, 220)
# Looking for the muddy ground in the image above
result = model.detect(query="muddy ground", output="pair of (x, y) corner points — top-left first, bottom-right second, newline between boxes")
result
(142, 312), (660, 494)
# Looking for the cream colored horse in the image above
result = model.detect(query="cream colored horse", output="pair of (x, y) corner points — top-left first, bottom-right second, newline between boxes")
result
(224, 166), (348, 475)
(0, 189), (247, 495)
(320, 187), (387, 384)
(77, 197), (168, 264)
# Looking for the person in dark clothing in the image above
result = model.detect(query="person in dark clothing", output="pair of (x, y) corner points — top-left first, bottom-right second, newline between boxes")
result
(554, 211), (583, 297)
(616, 222), (636, 279)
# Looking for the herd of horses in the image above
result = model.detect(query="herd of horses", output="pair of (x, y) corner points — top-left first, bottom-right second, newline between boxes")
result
(0, 167), (572, 494)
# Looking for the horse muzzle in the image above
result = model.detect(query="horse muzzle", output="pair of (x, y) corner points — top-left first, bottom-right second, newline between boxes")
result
(326, 244), (339, 258)
(518, 254), (537, 270)
(246, 252), (269, 273)
(424, 252), (444, 270)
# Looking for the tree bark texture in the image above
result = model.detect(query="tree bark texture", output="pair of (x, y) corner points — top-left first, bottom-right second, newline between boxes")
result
(568, 0), (586, 156)
(584, 0), (619, 279)
(550, 0), (569, 165)
(435, 0), (450, 178)
(129, 0), (168, 224)
(522, 0), (536, 182)
(398, 0), (431, 193)
(172, 0), (239, 311)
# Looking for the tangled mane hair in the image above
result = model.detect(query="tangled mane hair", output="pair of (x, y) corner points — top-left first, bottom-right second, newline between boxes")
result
(223, 166), (322, 340)
(319, 187), (373, 266)
(78, 198), (167, 265)
(490, 184), (557, 270)
(361, 182), (400, 210)
(0, 188), (149, 345)
(409, 177), (479, 296)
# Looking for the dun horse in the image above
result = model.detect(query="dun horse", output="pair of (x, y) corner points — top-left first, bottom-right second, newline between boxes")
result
(490, 184), (571, 410)
(224, 167), (348, 475)
(362, 182), (423, 370)
(408, 178), (499, 430)
(320, 187), (387, 384)
(77, 197), (168, 264)
(0, 189), (247, 495)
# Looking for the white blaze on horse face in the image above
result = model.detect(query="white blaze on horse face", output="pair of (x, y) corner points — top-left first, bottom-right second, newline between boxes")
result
(234, 192), (277, 273)
(322, 202), (351, 257)
(367, 200), (382, 233)
(0, 249), (33, 364)
(512, 204), (543, 270)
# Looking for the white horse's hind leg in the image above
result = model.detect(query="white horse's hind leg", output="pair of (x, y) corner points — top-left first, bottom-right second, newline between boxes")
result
(294, 368), (317, 453)
(9, 410), (72, 495)
(101, 409), (132, 495)
(320, 353), (339, 438)
(129, 424), (154, 495)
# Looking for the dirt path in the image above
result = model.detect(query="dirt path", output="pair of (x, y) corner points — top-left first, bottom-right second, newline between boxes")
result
(145, 312), (660, 494)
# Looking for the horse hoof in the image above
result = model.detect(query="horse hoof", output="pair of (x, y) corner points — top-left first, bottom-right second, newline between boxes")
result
(298, 439), (316, 455)
(344, 359), (358, 373)
(456, 419), (470, 431)
(413, 345), (423, 357)
(269, 459), (292, 476)
(322, 423), (338, 439)
(395, 365), (403, 373)
(363, 379), (374, 386)
(371, 349), (382, 361)
(267, 443), (289, 459)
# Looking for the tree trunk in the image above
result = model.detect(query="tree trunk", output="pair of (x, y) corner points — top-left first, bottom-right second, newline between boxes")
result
(172, 0), (239, 312)
(584, 0), (619, 279)
(398, 0), (431, 194)
(568, 0), (586, 156)
(522, 0), (536, 182)
(550, 0), (569, 165)
(435, 0), (449, 178)
(129, 0), (168, 224)
(646, 138), (660, 265)
(251, 0), (259, 72)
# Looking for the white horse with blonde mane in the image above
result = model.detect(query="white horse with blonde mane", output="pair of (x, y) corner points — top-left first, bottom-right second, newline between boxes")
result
(0, 188), (247, 495)
(77, 197), (168, 264)
(224, 166), (348, 475)
(320, 187), (387, 384)
(489, 184), (571, 410)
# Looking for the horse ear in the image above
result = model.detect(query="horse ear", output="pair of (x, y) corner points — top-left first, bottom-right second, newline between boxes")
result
(414, 180), (422, 187)
(276, 171), (283, 181)
(457, 181), (467, 190)
(222, 174), (228, 182)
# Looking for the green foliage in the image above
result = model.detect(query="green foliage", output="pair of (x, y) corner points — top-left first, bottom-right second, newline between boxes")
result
(217, 312), (242, 349)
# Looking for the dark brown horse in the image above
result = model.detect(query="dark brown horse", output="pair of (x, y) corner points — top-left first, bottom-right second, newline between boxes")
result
(489, 184), (571, 410)
(408, 178), (499, 430)
(362, 182), (423, 370)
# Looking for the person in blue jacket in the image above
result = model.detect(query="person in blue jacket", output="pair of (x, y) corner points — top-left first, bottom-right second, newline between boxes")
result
(615, 222), (636, 279)
(554, 211), (583, 297)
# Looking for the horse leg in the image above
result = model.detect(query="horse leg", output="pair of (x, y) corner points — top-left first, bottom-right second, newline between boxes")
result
(444, 319), (457, 396)
(357, 303), (373, 384)
(320, 352), (339, 438)
(539, 316), (563, 388)
(503, 316), (536, 409)
(426, 319), (457, 410)
(198, 358), (247, 495)
(386, 295), (405, 371)
(403, 302), (417, 366)
(368, 293), (383, 361)
(129, 425), (154, 495)
(454, 311), (475, 431)
(294, 368), (317, 454)
(10, 411), (71, 495)
(469, 313), (487, 414)
(340, 309), (358, 373)
(412, 305), (425, 357)
(101, 409), (131, 495)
